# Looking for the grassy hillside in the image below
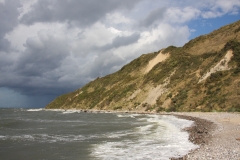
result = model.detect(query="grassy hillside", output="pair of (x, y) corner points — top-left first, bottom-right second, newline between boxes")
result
(46, 20), (240, 112)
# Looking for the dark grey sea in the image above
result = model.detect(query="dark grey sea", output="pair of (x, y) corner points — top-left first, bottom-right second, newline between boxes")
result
(0, 108), (198, 160)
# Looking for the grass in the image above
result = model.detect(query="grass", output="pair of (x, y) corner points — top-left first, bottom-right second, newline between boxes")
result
(46, 20), (240, 112)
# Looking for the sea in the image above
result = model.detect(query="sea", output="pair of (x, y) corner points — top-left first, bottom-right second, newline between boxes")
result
(0, 108), (198, 160)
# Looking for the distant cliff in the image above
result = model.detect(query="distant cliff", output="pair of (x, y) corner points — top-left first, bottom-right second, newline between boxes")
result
(46, 20), (240, 112)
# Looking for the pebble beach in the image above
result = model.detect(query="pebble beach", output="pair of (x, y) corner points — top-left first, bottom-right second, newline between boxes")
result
(174, 112), (240, 160)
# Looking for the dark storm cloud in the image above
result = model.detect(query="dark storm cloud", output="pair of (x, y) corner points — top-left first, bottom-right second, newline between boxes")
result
(0, 38), (10, 52)
(0, 67), (80, 96)
(100, 33), (140, 51)
(0, 29), (74, 96)
(139, 7), (166, 27)
(20, 0), (141, 26)
(13, 84), (77, 97)
(16, 30), (69, 77)
(0, 0), (21, 51)
(0, 0), (144, 98)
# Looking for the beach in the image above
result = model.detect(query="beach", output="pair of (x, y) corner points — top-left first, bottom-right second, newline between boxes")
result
(173, 112), (240, 160)
(44, 109), (240, 159)
(48, 109), (240, 159)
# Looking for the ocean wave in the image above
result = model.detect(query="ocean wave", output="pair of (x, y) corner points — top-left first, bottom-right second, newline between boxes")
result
(0, 134), (86, 143)
(1, 110), (199, 159)
(91, 115), (198, 160)
(27, 108), (43, 112)
(17, 118), (84, 123)
(62, 110), (81, 114)
(117, 114), (136, 118)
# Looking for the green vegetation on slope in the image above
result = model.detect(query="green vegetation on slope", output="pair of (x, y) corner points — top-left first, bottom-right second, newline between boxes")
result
(46, 20), (240, 112)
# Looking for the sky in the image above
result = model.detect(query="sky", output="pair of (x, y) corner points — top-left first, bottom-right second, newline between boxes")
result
(0, 0), (239, 108)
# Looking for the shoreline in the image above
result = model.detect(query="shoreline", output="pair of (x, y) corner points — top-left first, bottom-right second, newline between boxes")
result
(43, 109), (240, 159)
(170, 114), (216, 160)
(173, 112), (240, 160)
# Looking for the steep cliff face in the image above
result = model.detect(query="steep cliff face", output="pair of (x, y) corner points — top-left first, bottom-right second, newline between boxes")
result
(46, 20), (240, 112)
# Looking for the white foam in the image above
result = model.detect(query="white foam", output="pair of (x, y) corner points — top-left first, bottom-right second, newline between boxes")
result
(18, 118), (84, 123)
(43, 109), (66, 112)
(62, 110), (81, 114)
(39, 134), (83, 143)
(0, 135), (6, 140)
(43, 109), (82, 113)
(27, 108), (43, 112)
(91, 115), (198, 159)
(103, 130), (133, 139)
(117, 114), (141, 118)
(62, 111), (76, 114)
(0, 134), (86, 143)
(10, 135), (35, 141)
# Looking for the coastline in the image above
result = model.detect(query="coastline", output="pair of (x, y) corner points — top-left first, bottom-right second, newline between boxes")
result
(170, 114), (216, 160)
(173, 112), (240, 160)
(43, 109), (240, 159)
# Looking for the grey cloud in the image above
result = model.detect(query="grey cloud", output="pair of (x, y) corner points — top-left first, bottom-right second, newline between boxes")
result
(0, 28), (91, 96)
(0, 0), (21, 51)
(16, 31), (69, 77)
(0, 0), (189, 99)
(0, 87), (55, 108)
(20, 0), (141, 26)
(0, 67), (80, 96)
(0, 30), (74, 96)
(87, 53), (126, 78)
(13, 85), (77, 96)
(100, 33), (140, 51)
(140, 7), (166, 27)
(0, 38), (11, 52)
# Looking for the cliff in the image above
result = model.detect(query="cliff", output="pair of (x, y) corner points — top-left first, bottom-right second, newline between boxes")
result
(46, 20), (240, 112)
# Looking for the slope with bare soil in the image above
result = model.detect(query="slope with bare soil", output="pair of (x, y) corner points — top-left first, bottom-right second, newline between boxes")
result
(46, 20), (240, 112)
